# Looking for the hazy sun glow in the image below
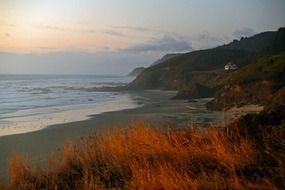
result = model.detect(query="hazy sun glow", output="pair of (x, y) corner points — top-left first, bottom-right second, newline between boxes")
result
(1, 0), (285, 54)
(0, 0), (284, 74)
(0, 0), (155, 53)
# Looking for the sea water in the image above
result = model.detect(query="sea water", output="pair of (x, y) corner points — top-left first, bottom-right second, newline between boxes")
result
(0, 74), (139, 136)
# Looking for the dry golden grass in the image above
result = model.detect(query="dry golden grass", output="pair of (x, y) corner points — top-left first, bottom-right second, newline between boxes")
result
(2, 121), (284, 190)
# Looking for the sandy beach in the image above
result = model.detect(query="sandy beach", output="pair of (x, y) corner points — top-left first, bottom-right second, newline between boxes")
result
(0, 94), (140, 137)
(0, 90), (233, 179)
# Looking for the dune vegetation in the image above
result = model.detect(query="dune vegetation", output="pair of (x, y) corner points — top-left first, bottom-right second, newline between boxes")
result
(1, 107), (284, 190)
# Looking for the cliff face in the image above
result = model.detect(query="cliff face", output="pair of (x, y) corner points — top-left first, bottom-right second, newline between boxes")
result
(206, 81), (277, 110)
(207, 53), (285, 110)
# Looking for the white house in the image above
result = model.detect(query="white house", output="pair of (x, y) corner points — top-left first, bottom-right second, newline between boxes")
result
(225, 62), (238, 71)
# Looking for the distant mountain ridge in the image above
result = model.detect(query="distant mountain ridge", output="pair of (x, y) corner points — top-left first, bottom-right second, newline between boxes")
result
(266, 27), (285, 54)
(127, 27), (285, 110)
(128, 48), (254, 90)
(150, 53), (181, 66)
(128, 27), (284, 90)
(128, 67), (145, 76)
(218, 31), (276, 52)
(127, 53), (180, 77)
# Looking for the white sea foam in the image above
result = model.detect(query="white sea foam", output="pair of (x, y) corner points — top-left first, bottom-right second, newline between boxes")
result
(0, 94), (141, 137)
(0, 74), (139, 137)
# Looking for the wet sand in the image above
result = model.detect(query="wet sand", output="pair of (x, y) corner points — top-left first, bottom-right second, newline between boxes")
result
(0, 94), (139, 137)
(0, 90), (229, 180)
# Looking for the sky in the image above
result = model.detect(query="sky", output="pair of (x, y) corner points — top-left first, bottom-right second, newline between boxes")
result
(0, 0), (285, 75)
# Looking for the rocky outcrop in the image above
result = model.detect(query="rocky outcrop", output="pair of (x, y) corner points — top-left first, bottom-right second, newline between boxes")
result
(206, 81), (283, 111)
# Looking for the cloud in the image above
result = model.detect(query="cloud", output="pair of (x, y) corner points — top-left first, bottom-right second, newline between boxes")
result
(37, 46), (57, 51)
(34, 24), (70, 32)
(233, 27), (256, 38)
(124, 35), (193, 53)
(191, 33), (229, 49)
(114, 25), (172, 35)
(0, 35), (192, 75)
(0, 50), (158, 75)
(115, 25), (154, 32)
(102, 30), (124, 37)
(88, 29), (124, 36)
(35, 24), (124, 37)
(5, 33), (10, 37)
(196, 34), (223, 42)
(7, 24), (17, 27)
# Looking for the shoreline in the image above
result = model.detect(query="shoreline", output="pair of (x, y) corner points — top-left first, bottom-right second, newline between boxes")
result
(0, 90), (262, 179)
(0, 93), (142, 137)
(0, 90), (179, 179)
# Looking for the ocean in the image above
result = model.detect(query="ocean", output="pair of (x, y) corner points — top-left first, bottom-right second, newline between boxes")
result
(0, 74), (139, 136)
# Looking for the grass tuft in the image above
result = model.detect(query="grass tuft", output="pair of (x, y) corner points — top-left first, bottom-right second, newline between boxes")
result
(2, 120), (284, 189)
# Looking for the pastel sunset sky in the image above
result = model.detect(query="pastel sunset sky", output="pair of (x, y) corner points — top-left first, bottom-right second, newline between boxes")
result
(1, 0), (285, 74)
